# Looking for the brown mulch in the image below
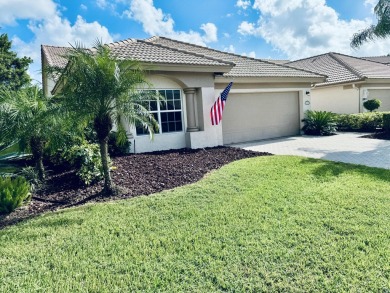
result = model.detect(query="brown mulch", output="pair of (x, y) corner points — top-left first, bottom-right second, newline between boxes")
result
(0, 146), (271, 230)
(361, 132), (390, 140)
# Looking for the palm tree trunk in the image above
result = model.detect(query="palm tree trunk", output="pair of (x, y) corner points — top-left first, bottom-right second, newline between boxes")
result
(30, 136), (45, 181)
(99, 138), (114, 194)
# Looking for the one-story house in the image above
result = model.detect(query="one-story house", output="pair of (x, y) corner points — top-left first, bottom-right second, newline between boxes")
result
(287, 52), (390, 114)
(41, 36), (325, 153)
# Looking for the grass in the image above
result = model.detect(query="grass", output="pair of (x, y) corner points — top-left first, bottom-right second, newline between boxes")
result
(1, 156), (390, 292)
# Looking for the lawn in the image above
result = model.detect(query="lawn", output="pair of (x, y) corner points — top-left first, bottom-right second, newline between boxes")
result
(1, 156), (389, 292)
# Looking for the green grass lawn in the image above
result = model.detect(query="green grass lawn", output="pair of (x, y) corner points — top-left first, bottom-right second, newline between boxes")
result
(1, 156), (390, 292)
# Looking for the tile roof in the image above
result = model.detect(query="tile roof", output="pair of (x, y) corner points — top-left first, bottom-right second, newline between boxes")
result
(146, 36), (323, 78)
(42, 36), (325, 79)
(287, 52), (390, 86)
(41, 45), (71, 68)
(362, 56), (390, 64)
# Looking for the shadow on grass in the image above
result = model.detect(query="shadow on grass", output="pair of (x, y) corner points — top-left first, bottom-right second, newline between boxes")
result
(298, 157), (390, 183)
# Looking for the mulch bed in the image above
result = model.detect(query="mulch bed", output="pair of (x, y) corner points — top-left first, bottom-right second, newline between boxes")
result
(0, 147), (271, 230)
(361, 132), (390, 140)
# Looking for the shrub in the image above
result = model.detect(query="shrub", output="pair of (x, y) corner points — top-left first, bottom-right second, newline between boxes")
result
(19, 166), (43, 192)
(302, 110), (337, 136)
(63, 143), (106, 185)
(108, 131), (131, 156)
(0, 177), (30, 215)
(363, 99), (381, 112)
(383, 114), (390, 133)
(335, 112), (385, 132)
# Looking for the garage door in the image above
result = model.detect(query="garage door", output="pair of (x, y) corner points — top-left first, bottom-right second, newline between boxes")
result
(222, 92), (300, 144)
(368, 89), (390, 111)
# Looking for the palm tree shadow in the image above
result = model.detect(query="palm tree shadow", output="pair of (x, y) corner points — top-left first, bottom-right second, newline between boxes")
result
(298, 157), (390, 183)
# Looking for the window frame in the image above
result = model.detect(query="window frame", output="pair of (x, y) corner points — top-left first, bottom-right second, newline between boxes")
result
(136, 88), (184, 136)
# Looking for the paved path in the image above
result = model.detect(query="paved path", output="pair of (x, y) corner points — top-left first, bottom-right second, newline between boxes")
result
(230, 132), (390, 169)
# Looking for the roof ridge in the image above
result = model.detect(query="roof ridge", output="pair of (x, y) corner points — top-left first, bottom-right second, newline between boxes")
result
(329, 52), (366, 79)
(150, 36), (324, 77)
(139, 38), (235, 66)
(286, 52), (331, 65)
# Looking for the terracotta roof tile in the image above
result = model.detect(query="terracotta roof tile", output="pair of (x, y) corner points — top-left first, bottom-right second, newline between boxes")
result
(287, 52), (390, 86)
(146, 37), (323, 78)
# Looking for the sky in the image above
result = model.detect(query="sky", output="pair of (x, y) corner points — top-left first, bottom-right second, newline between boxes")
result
(0, 0), (387, 83)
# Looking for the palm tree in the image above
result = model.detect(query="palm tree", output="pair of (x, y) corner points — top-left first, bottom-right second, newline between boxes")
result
(0, 86), (56, 180)
(48, 41), (158, 195)
(351, 0), (390, 48)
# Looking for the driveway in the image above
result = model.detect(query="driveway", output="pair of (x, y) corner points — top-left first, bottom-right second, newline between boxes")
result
(230, 132), (390, 169)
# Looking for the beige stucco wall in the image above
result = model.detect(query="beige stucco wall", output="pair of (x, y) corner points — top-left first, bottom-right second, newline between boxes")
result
(311, 86), (359, 114)
(364, 88), (390, 112)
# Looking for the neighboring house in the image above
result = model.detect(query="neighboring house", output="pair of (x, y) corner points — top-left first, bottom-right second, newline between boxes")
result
(41, 36), (324, 153)
(287, 52), (390, 114)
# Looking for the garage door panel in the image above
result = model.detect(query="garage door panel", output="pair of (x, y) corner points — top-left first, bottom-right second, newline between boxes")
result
(222, 92), (300, 144)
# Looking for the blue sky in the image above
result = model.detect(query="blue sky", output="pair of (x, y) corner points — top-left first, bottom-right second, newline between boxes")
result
(0, 0), (386, 83)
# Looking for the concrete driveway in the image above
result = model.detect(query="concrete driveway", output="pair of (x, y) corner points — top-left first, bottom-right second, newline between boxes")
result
(230, 132), (390, 169)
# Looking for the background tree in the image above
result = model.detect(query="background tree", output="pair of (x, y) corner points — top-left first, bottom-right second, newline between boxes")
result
(351, 0), (390, 47)
(0, 33), (32, 89)
(48, 41), (158, 195)
(0, 86), (58, 180)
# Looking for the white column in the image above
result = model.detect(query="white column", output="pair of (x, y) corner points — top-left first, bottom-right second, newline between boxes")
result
(184, 88), (199, 132)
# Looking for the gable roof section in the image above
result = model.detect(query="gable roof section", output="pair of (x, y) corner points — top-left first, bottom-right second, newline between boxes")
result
(287, 52), (390, 87)
(146, 36), (324, 79)
(41, 45), (70, 68)
(41, 36), (325, 83)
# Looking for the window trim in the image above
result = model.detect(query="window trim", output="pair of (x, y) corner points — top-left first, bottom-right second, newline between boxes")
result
(136, 88), (184, 136)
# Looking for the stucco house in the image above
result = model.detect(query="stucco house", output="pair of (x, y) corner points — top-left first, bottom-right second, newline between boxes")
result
(287, 52), (390, 114)
(41, 36), (325, 153)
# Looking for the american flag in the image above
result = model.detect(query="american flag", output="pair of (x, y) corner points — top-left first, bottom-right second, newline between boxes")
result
(210, 82), (233, 125)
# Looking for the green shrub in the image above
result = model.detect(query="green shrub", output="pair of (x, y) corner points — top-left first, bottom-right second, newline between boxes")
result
(108, 131), (131, 156)
(63, 143), (106, 185)
(335, 112), (385, 132)
(302, 110), (337, 135)
(383, 114), (390, 133)
(19, 166), (43, 192)
(363, 99), (381, 112)
(0, 177), (30, 215)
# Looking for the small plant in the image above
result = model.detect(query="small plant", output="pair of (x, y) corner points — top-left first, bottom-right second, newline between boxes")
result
(19, 166), (43, 192)
(108, 131), (131, 156)
(302, 110), (337, 136)
(63, 143), (106, 185)
(383, 113), (390, 133)
(363, 99), (381, 112)
(0, 176), (30, 215)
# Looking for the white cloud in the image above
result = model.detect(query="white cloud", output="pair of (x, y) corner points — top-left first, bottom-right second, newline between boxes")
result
(241, 51), (256, 58)
(237, 21), (256, 35)
(80, 4), (88, 10)
(2, 0), (114, 83)
(224, 45), (236, 53)
(126, 0), (218, 46)
(238, 0), (390, 59)
(0, 0), (57, 25)
(236, 0), (252, 10)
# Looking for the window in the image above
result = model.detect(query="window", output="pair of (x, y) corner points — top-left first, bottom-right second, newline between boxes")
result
(136, 89), (183, 135)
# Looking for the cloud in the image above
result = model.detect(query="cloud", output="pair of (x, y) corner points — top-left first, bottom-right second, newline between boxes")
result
(125, 0), (218, 46)
(241, 51), (256, 58)
(238, 0), (390, 59)
(80, 4), (88, 10)
(224, 45), (236, 53)
(236, 0), (252, 10)
(2, 0), (114, 83)
(0, 0), (57, 25)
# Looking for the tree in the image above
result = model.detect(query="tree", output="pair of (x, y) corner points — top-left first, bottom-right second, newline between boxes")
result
(0, 33), (32, 89)
(363, 98), (382, 112)
(351, 0), (390, 48)
(0, 86), (57, 180)
(48, 41), (158, 195)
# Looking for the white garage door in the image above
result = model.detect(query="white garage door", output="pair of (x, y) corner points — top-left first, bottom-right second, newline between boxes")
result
(368, 89), (390, 111)
(222, 92), (300, 144)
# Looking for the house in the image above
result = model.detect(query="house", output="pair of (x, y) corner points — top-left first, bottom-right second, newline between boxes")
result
(287, 52), (390, 114)
(41, 36), (325, 153)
